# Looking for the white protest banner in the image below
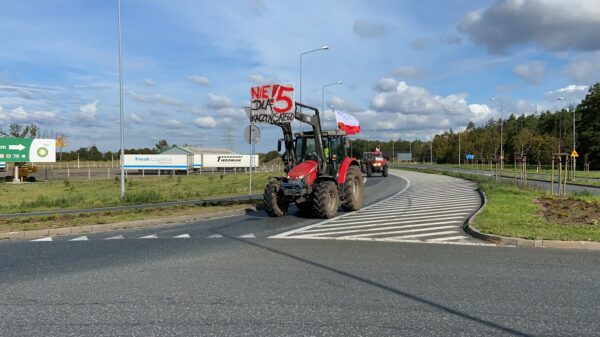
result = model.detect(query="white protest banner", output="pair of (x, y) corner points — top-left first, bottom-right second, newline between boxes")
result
(250, 84), (295, 124)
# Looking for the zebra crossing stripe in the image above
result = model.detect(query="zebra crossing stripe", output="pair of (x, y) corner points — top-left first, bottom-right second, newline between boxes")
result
(325, 212), (471, 226)
(426, 236), (469, 242)
(387, 230), (460, 240)
(297, 222), (462, 238)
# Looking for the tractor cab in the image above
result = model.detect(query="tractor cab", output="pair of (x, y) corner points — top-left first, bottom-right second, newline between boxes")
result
(294, 130), (348, 177)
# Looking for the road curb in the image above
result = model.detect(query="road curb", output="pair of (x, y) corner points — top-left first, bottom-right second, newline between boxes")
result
(0, 206), (257, 240)
(465, 190), (600, 251)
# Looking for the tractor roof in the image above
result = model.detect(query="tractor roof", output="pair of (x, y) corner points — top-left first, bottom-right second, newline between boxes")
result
(295, 130), (347, 137)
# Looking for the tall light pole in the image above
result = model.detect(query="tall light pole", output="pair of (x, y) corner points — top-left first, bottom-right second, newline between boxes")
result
(490, 98), (504, 170)
(452, 109), (461, 166)
(299, 45), (329, 105)
(117, 0), (125, 199)
(558, 96), (576, 178)
(322, 81), (342, 118)
(299, 45), (328, 131)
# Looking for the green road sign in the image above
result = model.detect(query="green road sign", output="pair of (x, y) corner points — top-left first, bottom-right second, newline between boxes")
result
(0, 138), (56, 163)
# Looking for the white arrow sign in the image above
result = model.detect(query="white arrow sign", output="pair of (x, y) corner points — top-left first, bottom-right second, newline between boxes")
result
(8, 144), (25, 151)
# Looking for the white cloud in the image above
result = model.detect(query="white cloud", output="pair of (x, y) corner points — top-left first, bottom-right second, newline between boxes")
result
(73, 100), (99, 125)
(353, 20), (385, 39)
(218, 107), (246, 119)
(206, 93), (232, 109)
(144, 78), (155, 86)
(165, 119), (183, 129)
(391, 66), (422, 79)
(545, 84), (589, 96)
(130, 113), (143, 124)
(375, 78), (399, 92)
(248, 74), (281, 85)
(329, 96), (362, 113)
(188, 75), (210, 86)
(458, 0), (600, 53)
(127, 91), (182, 106)
(513, 61), (545, 84)
(563, 51), (600, 84)
(194, 116), (217, 128)
(370, 81), (465, 115)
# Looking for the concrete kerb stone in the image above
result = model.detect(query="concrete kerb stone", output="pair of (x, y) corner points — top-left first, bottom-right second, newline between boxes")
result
(465, 189), (600, 251)
(1, 206), (257, 240)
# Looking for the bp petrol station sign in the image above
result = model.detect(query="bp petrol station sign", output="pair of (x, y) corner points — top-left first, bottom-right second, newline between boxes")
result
(0, 138), (56, 162)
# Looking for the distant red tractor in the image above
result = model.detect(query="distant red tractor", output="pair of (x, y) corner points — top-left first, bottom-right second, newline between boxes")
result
(361, 149), (388, 177)
(263, 103), (364, 219)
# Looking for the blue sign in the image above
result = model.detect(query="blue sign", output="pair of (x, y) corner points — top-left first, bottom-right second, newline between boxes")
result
(466, 154), (475, 160)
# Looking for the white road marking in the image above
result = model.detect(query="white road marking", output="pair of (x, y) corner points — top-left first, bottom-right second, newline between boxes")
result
(173, 234), (191, 239)
(31, 237), (53, 242)
(238, 233), (256, 238)
(70, 236), (89, 241)
(333, 225), (460, 239)
(303, 218), (466, 233)
(105, 235), (124, 240)
(388, 230), (460, 240)
(319, 213), (469, 227)
(271, 170), (488, 246)
(208, 234), (223, 238)
(426, 236), (469, 242)
(139, 234), (158, 239)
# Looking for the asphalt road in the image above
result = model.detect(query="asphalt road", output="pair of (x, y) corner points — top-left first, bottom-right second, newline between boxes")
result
(1, 170), (599, 336)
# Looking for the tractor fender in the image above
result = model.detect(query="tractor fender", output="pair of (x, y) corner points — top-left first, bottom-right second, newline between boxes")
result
(337, 158), (361, 184)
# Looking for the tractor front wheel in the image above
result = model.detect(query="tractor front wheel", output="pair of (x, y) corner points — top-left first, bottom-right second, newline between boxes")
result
(342, 166), (364, 211)
(312, 180), (339, 218)
(382, 165), (388, 177)
(263, 180), (288, 217)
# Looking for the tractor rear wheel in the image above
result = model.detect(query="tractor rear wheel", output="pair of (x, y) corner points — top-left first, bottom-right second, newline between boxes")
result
(382, 165), (388, 177)
(311, 180), (339, 218)
(342, 166), (364, 211)
(263, 180), (288, 217)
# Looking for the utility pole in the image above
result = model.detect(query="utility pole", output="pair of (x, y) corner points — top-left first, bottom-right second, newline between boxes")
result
(117, 0), (125, 199)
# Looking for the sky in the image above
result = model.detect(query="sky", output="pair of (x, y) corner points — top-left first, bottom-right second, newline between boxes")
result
(0, 0), (599, 153)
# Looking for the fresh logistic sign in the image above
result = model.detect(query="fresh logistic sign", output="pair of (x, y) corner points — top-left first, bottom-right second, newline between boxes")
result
(0, 138), (56, 163)
(250, 84), (295, 124)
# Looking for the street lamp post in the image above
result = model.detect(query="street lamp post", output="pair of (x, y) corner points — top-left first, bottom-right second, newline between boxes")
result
(117, 0), (125, 199)
(490, 98), (504, 170)
(299, 45), (329, 105)
(322, 81), (343, 118)
(558, 97), (576, 179)
(299, 45), (328, 131)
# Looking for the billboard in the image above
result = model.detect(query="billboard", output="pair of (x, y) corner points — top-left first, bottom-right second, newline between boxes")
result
(0, 138), (56, 163)
(249, 84), (295, 124)
(123, 154), (192, 170)
(202, 154), (259, 168)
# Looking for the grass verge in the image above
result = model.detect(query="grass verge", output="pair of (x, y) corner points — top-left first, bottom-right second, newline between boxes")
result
(0, 201), (258, 233)
(0, 173), (272, 214)
(398, 166), (600, 242)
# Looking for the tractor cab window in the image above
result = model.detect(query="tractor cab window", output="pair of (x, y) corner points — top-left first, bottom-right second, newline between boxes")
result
(328, 137), (346, 163)
(295, 137), (317, 161)
(363, 152), (375, 161)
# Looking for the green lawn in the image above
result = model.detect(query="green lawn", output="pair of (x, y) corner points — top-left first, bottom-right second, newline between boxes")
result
(0, 173), (272, 214)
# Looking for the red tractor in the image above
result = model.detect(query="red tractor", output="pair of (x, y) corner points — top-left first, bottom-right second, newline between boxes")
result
(361, 149), (388, 177)
(263, 103), (364, 219)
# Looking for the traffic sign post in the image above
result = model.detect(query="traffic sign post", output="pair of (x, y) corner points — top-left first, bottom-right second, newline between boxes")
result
(244, 125), (261, 197)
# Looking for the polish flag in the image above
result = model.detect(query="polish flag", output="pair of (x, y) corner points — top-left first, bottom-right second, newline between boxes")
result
(335, 110), (361, 135)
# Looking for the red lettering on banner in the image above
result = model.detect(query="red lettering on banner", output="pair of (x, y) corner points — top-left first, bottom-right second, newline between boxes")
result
(273, 85), (293, 113)
(251, 87), (260, 99)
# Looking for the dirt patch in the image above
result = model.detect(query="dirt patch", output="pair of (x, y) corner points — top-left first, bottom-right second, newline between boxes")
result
(536, 196), (600, 226)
